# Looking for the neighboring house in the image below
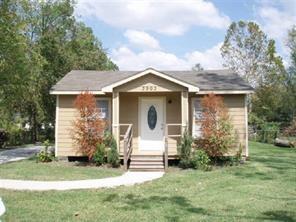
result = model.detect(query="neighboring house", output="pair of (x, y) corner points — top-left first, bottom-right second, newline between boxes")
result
(50, 68), (253, 171)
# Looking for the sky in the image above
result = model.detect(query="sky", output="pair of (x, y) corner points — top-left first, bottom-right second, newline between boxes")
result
(75, 0), (296, 70)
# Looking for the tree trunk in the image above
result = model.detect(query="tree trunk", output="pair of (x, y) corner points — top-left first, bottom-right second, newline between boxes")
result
(274, 138), (291, 147)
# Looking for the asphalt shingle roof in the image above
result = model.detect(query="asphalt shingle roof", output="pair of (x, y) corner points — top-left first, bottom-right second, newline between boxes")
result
(51, 69), (253, 92)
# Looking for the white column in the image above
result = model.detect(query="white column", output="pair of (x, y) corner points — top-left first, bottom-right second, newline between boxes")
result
(181, 91), (189, 134)
(245, 94), (249, 158)
(55, 95), (59, 157)
(112, 92), (120, 149)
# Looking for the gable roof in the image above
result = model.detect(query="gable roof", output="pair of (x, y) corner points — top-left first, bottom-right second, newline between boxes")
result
(50, 68), (254, 95)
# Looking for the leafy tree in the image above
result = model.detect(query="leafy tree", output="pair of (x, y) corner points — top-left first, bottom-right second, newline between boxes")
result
(192, 63), (204, 71)
(285, 26), (296, 120)
(221, 21), (284, 87)
(0, 0), (44, 141)
(72, 92), (105, 159)
(0, 0), (118, 143)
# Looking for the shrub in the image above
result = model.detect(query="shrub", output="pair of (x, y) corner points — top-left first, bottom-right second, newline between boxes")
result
(93, 143), (106, 166)
(196, 93), (236, 158)
(258, 122), (279, 143)
(191, 150), (211, 171)
(72, 91), (105, 160)
(0, 129), (8, 148)
(283, 117), (296, 137)
(37, 140), (54, 163)
(106, 136), (120, 168)
(178, 130), (194, 168)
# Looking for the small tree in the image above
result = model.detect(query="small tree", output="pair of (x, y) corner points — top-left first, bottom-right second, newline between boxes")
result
(72, 91), (105, 160)
(196, 93), (235, 158)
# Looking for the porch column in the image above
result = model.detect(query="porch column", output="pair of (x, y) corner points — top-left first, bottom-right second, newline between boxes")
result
(112, 92), (120, 148)
(181, 91), (189, 134)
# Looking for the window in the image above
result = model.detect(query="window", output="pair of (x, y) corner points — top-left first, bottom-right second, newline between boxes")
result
(96, 98), (111, 128)
(192, 98), (202, 138)
(147, 105), (157, 130)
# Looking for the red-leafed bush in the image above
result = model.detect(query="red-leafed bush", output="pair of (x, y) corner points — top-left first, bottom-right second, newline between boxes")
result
(195, 93), (236, 157)
(72, 91), (105, 160)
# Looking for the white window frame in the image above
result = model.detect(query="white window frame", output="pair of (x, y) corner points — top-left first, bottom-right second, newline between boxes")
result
(191, 97), (202, 138)
(96, 97), (112, 130)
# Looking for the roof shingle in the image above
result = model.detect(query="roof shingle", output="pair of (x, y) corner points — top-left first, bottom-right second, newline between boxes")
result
(51, 69), (253, 92)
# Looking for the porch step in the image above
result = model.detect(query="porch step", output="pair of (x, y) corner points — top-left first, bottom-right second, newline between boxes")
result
(129, 155), (164, 171)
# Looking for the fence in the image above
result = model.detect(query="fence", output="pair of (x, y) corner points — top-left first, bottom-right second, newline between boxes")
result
(249, 129), (296, 144)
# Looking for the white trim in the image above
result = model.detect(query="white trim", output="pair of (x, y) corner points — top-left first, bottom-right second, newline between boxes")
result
(181, 91), (189, 133)
(102, 68), (199, 92)
(138, 96), (166, 151)
(198, 90), (253, 95)
(55, 95), (59, 157)
(50, 90), (105, 95)
(112, 92), (120, 147)
(245, 95), (249, 157)
(191, 97), (202, 138)
(95, 97), (112, 130)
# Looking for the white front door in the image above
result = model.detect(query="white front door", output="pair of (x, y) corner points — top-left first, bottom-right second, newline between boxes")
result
(139, 97), (165, 151)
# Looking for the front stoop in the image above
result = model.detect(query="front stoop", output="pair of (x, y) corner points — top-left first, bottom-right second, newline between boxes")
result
(129, 155), (164, 171)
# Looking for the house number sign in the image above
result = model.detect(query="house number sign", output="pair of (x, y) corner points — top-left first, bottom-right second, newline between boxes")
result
(142, 85), (157, 91)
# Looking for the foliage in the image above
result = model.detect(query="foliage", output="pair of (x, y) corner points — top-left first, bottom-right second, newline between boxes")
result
(256, 122), (279, 144)
(0, 0), (118, 144)
(105, 133), (120, 168)
(107, 146), (120, 168)
(285, 27), (296, 121)
(192, 63), (204, 71)
(221, 21), (285, 87)
(191, 150), (211, 171)
(195, 93), (236, 157)
(0, 129), (9, 148)
(93, 143), (106, 166)
(178, 130), (194, 168)
(36, 140), (54, 163)
(283, 117), (296, 137)
(72, 92), (105, 160)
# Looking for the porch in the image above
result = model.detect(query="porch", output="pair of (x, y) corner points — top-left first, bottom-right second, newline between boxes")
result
(111, 91), (189, 171)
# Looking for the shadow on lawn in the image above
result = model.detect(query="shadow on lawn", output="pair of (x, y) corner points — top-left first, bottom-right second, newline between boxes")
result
(103, 193), (206, 221)
(103, 193), (296, 221)
(233, 149), (296, 181)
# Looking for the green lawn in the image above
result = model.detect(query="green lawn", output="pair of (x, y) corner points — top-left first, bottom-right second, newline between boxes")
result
(0, 159), (123, 181)
(1, 142), (296, 221)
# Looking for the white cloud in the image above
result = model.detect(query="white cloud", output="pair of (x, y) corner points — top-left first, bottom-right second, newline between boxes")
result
(256, 0), (296, 59)
(124, 30), (160, 50)
(76, 0), (230, 35)
(186, 43), (223, 69)
(258, 3), (295, 42)
(111, 43), (223, 70)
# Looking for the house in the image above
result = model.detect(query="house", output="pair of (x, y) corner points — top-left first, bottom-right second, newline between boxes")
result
(50, 68), (253, 171)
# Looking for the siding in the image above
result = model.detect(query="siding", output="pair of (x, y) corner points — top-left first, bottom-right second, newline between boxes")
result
(56, 94), (112, 156)
(115, 74), (186, 92)
(56, 93), (247, 157)
(190, 94), (247, 156)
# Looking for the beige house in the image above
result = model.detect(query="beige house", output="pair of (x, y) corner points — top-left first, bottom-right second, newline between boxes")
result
(50, 68), (253, 171)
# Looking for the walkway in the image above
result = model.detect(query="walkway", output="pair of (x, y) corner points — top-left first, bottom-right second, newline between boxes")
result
(0, 146), (42, 164)
(0, 171), (164, 191)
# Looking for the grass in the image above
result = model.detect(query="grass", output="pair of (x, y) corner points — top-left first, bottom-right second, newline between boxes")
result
(0, 159), (123, 181)
(1, 142), (296, 221)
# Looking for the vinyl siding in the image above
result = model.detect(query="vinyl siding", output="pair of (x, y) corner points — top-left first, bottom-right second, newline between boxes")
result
(190, 94), (247, 156)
